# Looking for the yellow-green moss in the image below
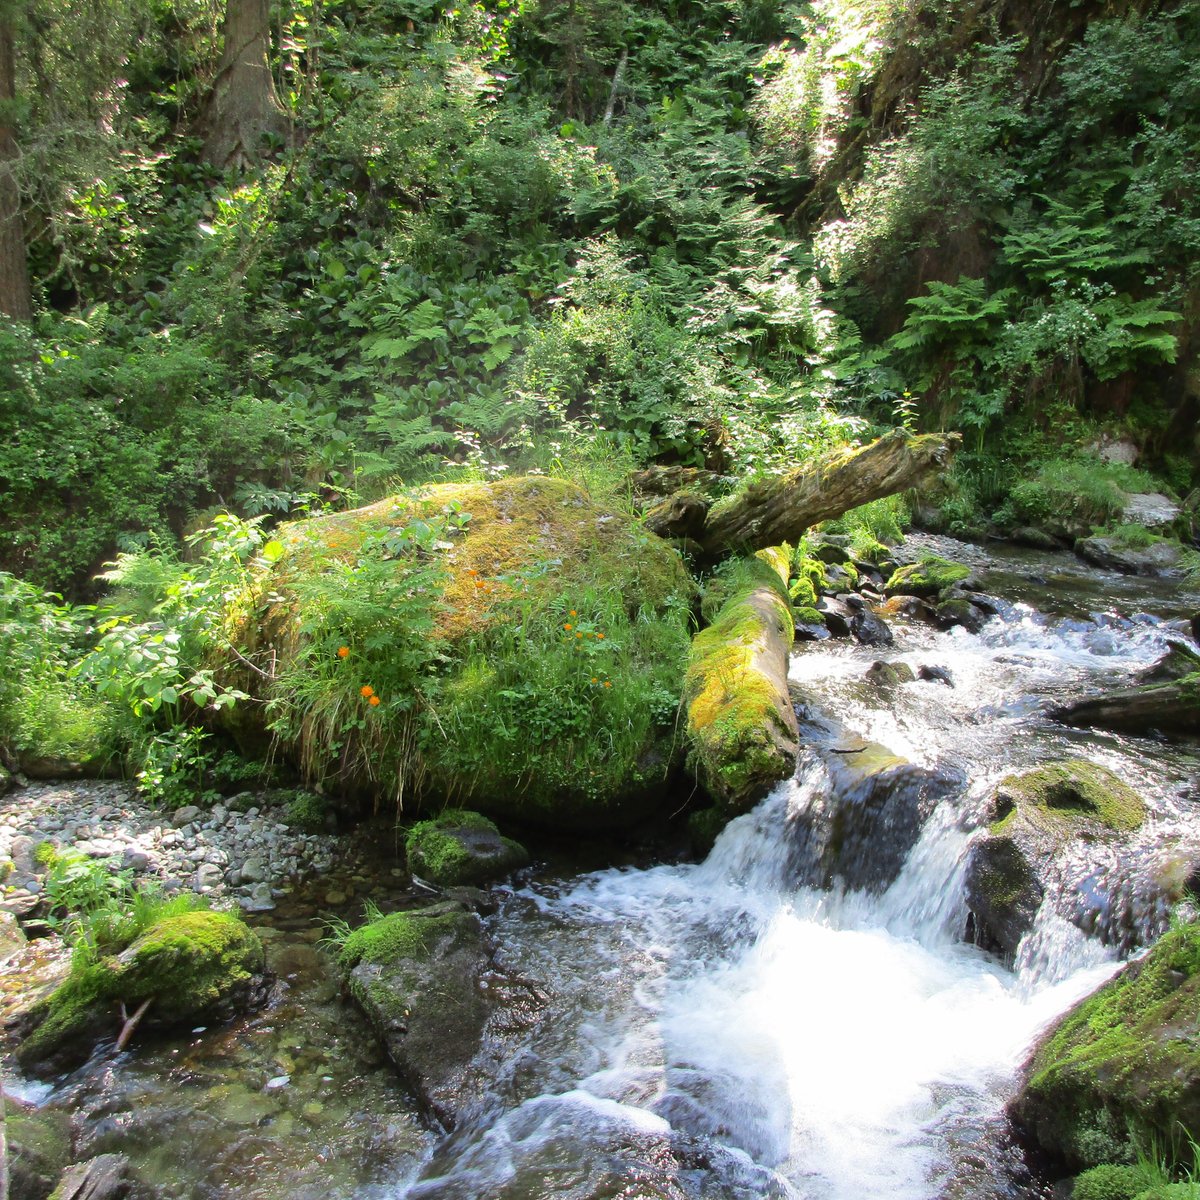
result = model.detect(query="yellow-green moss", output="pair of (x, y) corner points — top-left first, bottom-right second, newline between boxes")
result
(884, 555), (971, 598)
(685, 560), (796, 808)
(992, 761), (1146, 835)
(405, 809), (528, 886)
(1016, 923), (1200, 1171)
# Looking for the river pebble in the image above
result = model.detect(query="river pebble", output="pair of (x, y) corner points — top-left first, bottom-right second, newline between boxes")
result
(0, 780), (343, 913)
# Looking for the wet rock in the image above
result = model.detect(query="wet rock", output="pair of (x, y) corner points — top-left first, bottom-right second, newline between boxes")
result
(1122, 492), (1180, 528)
(964, 761), (1146, 960)
(341, 902), (495, 1125)
(1011, 921), (1200, 1171)
(935, 594), (989, 634)
(879, 594), (938, 623)
(793, 613), (831, 641)
(864, 660), (916, 688)
(49, 1153), (143, 1200)
(809, 535), (852, 566)
(789, 742), (962, 893)
(170, 806), (202, 828)
(849, 608), (894, 647)
(917, 664), (954, 687)
(406, 811), (529, 888)
(1074, 534), (1184, 577)
(817, 596), (854, 637)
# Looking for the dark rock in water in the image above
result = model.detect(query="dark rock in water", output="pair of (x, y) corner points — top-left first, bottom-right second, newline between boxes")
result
(880, 594), (938, 623)
(965, 838), (1045, 960)
(817, 596), (854, 638)
(341, 901), (542, 1127)
(850, 608), (894, 647)
(788, 743), (962, 893)
(1074, 534), (1184, 577)
(49, 1153), (146, 1200)
(1052, 670), (1200, 735)
(1010, 921), (1200, 1172)
(793, 614), (830, 641)
(823, 563), (854, 592)
(934, 596), (988, 634)
(1138, 638), (1200, 683)
(964, 761), (1145, 961)
(917, 665), (954, 687)
(405, 810), (529, 888)
(865, 660), (916, 688)
(839, 592), (866, 611)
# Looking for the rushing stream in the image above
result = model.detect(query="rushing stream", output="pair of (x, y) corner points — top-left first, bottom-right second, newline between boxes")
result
(8, 538), (1200, 1198)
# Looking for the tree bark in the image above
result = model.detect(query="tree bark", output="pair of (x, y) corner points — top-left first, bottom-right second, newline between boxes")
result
(0, 13), (31, 322)
(200, 0), (290, 171)
(643, 431), (960, 555)
(1051, 673), (1200, 735)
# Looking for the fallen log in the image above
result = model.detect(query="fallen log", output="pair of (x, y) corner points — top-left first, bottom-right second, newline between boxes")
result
(637, 430), (959, 553)
(1051, 671), (1200, 735)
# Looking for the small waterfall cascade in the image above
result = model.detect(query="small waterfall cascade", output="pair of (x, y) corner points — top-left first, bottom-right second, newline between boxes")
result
(402, 559), (1200, 1200)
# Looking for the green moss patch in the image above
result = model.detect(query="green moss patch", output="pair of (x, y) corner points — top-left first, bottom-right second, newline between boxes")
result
(992, 761), (1146, 835)
(685, 558), (797, 809)
(1013, 922), (1200, 1170)
(884, 554), (971, 598)
(18, 910), (264, 1073)
(405, 809), (529, 887)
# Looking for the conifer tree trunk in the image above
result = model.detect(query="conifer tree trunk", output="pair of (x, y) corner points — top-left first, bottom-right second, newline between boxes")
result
(0, 10), (31, 322)
(200, 0), (290, 171)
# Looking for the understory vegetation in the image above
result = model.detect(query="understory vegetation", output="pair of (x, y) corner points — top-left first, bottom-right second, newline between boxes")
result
(2, 0), (1199, 806)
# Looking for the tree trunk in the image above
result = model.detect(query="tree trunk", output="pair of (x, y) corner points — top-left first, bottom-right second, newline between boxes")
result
(0, 13), (31, 322)
(1051, 672), (1200, 735)
(200, 0), (290, 171)
(642, 431), (961, 555)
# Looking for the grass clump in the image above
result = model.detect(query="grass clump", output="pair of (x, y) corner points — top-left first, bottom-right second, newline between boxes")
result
(1074, 1163), (1156, 1200)
(999, 458), (1165, 532)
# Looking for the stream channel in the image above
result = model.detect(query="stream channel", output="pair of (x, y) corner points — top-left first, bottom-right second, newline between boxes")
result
(9, 536), (1200, 1199)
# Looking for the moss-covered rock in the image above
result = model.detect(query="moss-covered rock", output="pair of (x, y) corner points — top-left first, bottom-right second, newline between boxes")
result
(1011, 922), (1200, 1172)
(8, 1107), (71, 1200)
(966, 761), (1147, 960)
(684, 557), (798, 811)
(18, 911), (266, 1075)
(405, 809), (529, 887)
(884, 555), (973, 598)
(226, 476), (696, 831)
(991, 761), (1146, 835)
(339, 902), (497, 1125)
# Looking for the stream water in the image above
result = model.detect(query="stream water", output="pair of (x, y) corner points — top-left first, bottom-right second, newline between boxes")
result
(8, 538), (1200, 1199)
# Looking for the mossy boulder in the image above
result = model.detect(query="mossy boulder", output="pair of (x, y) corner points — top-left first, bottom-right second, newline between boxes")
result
(18, 910), (267, 1075)
(338, 902), (499, 1125)
(8, 1107), (71, 1200)
(405, 809), (529, 887)
(966, 761), (1147, 959)
(226, 476), (696, 831)
(684, 557), (798, 812)
(1011, 922), (1200, 1172)
(884, 555), (973, 598)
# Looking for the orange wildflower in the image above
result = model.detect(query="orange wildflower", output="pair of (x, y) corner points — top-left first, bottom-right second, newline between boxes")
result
(360, 685), (375, 698)
(569, 610), (577, 617)
(563, 623), (573, 631)
(604, 681), (612, 688)
(596, 633), (605, 640)
(576, 633), (583, 639)
(368, 694), (381, 706)
(337, 646), (350, 658)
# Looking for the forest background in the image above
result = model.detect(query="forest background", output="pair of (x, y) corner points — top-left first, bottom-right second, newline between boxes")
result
(2, 0), (1198, 806)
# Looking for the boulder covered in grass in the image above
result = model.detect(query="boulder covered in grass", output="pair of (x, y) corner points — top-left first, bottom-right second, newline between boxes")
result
(224, 476), (695, 830)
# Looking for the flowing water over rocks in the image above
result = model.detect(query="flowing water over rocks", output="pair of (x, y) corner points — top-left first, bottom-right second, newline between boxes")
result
(5, 538), (1200, 1199)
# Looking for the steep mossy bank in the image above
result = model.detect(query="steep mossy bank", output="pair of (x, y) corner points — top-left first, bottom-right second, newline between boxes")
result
(227, 476), (695, 830)
(1012, 922), (1200, 1172)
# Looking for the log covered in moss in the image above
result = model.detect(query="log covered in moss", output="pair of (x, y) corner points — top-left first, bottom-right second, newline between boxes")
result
(1051, 672), (1200, 736)
(684, 556), (798, 811)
